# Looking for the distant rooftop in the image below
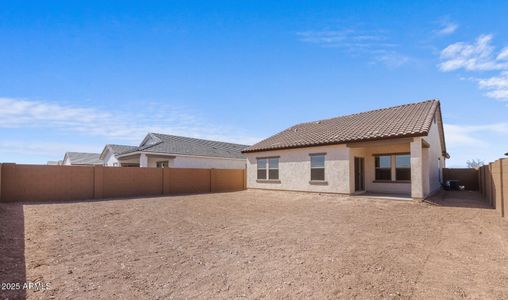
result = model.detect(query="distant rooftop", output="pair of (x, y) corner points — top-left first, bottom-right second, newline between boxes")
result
(120, 133), (250, 159)
(65, 152), (103, 165)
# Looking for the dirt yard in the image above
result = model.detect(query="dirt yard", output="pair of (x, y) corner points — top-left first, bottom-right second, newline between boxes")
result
(1, 190), (508, 299)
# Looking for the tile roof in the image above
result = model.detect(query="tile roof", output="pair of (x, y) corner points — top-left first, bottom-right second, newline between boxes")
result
(65, 152), (103, 165)
(121, 133), (250, 159)
(107, 144), (138, 155)
(243, 100), (442, 153)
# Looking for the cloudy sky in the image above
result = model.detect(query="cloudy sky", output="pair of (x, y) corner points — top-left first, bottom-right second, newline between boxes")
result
(0, 1), (507, 166)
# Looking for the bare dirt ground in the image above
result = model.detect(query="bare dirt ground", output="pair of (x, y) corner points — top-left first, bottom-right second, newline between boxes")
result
(1, 190), (508, 299)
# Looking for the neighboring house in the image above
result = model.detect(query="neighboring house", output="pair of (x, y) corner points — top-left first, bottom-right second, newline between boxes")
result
(112, 133), (249, 169)
(47, 160), (63, 165)
(242, 99), (449, 200)
(63, 152), (103, 166)
(100, 144), (139, 167)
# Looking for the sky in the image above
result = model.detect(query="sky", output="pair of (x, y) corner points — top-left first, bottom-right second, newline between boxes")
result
(0, 1), (507, 167)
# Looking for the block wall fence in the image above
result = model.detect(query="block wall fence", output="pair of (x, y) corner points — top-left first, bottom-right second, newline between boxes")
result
(0, 164), (246, 202)
(442, 168), (479, 191)
(479, 158), (507, 220)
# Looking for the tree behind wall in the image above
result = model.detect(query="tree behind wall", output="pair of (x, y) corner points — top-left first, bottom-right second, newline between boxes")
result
(466, 159), (484, 169)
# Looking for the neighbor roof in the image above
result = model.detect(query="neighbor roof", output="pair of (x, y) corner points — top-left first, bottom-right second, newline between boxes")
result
(243, 99), (446, 153)
(99, 144), (138, 160)
(120, 133), (250, 159)
(65, 152), (103, 165)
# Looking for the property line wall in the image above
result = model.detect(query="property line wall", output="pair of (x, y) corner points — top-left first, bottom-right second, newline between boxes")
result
(479, 158), (507, 220)
(0, 164), (245, 202)
(443, 168), (479, 191)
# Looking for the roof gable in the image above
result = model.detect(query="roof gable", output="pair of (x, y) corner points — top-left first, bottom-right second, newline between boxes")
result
(99, 144), (138, 159)
(65, 152), (103, 165)
(120, 133), (250, 159)
(243, 100), (444, 153)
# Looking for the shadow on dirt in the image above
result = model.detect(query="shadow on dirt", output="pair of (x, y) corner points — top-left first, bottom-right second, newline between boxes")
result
(425, 191), (492, 209)
(0, 203), (27, 300)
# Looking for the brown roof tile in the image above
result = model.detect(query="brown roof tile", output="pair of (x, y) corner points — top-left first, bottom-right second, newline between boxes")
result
(243, 99), (441, 153)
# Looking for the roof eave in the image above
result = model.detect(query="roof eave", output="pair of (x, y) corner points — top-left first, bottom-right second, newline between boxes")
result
(241, 132), (429, 154)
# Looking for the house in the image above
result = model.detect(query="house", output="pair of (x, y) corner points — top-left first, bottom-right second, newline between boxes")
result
(242, 100), (449, 200)
(63, 152), (103, 166)
(100, 144), (139, 167)
(110, 133), (249, 169)
(47, 160), (63, 165)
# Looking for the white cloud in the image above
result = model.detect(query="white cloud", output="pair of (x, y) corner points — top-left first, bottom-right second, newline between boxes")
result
(439, 35), (508, 103)
(475, 72), (508, 101)
(0, 98), (259, 145)
(498, 47), (508, 60)
(442, 123), (508, 146)
(444, 122), (508, 167)
(485, 89), (508, 100)
(296, 28), (408, 68)
(439, 35), (508, 72)
(444, 124), (483, 145)
(375, 52), (410, 68)
(436, 22), (458, 36)
(477, 71), (508, 89)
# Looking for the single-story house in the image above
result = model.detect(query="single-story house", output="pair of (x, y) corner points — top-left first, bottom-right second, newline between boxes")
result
(100, 144), (139, 167)
(108, 133), (249, 169)
(63, 152), (103, 166)
(242, 99), (449, 199)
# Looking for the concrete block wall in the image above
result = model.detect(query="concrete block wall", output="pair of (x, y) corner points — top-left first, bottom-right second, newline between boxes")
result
(0, 164), (246, 202)
(479, 158), (507, 219)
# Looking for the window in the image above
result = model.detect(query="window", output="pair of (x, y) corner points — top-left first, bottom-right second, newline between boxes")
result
(310, 154), (325, 181)
(375, 155), (392, 180)
(156, 161), (169, 168)
(395, 154), (411, 181)
(257, 157), (279, 180)
(257, 158), (267, 179)
(268, 158), (279, 180)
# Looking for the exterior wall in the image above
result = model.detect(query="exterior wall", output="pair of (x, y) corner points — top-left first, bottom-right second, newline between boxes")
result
(425, 115), (445, 195)
(245, 144), (351, 193)
(361, 143), (412, 195)
(63, 156), (71, 165)
(147, 155), (246, 169)
(102, 149), (121, 167)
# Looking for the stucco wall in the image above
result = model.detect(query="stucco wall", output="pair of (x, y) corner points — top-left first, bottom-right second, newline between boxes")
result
(147, 155), (246, 169)
(360, 143), (412, 195)
(424, 114), (445, 195)
(102, 150), (120, 167)
(245, 144), (351, 193)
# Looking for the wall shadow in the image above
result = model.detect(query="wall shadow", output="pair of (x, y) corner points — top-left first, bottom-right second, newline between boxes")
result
(0, 203), (26, 300)
(425, 191), (492, 209)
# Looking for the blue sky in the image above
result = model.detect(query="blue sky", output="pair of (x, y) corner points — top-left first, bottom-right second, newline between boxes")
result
(0, 1), (507, 167)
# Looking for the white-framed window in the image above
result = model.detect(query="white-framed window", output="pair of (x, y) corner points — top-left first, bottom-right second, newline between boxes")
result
(375, 155), (392, 180)
(257, 157), (279, 180)
(310, 153), (325, 181)
(395, 154), (411, 181)
(156, 161), (169, 168)
(257, 158), (267, 179)
(374, 153), (411, 181)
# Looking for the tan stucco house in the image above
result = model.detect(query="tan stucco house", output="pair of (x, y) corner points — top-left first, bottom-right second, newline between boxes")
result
(99, 133), (249, 169)
(242, 100), (449, 199)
